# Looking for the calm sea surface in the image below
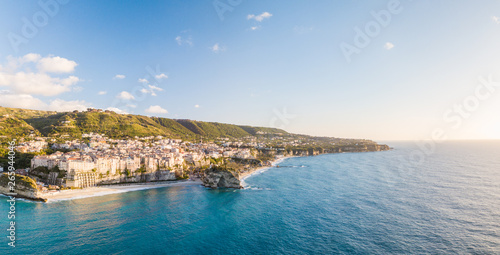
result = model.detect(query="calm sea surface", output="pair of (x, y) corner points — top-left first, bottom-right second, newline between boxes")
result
(1, 141), (499, 254)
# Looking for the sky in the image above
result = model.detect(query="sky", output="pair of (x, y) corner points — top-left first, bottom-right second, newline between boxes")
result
(1, 0), (500, 141)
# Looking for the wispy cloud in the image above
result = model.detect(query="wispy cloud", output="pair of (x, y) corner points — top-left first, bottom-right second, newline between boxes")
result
(175, 35), (193, 46)
(250, 26), (261, 31)
(493, 16), (500, 24)
(145, 105), (168, 114)
(113, 74), (125, 79)
(384, 42), (394, 50)
(211, 43), (225, 53)
(247, 12), (272, 22)
(141, 84), (163, 96)
(98, 91), (107, 95)
(138, 78), (148, 83)
(155, 73), (168, 80)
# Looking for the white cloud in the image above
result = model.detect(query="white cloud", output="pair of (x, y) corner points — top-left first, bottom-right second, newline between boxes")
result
(175, 35), (193, 46)
(98, 91), (107, 95)
(114, 74), (125, 79)
(106, 107), (128, 114)
(37, 55), (78, 73)
(140, 84), (163, 96)
(0, 92), (89, 112)
(0, 93), (46, 110)
(145, 105), (168, 114)
(0, 54), (81, 96)
(142, 88), (155, 96)
(138, 78), (148, 83)
(250, 26), (261, 31)
(126, 104), (137, 108)
(47, 99), (89, 112)
(493, 16), (500, 24)
(148, 84), (163, 91)
(194, 104), (200, 108)
(384, 42), (394, 50)
(155, 73), (168, 80)
(116, 91), (135, 100)
(211, 43), (225, 53)
(21, 53), (41, 63)
(0, 71), (80, 96)
(247, 12), (272, 22)
(212, 43), (220, 52)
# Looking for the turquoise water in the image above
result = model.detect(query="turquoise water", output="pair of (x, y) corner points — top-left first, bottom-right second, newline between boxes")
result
(1, 141), (499, 254)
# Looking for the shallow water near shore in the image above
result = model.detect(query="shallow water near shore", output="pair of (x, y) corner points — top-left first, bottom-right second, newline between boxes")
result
(1, 141), (499, 254)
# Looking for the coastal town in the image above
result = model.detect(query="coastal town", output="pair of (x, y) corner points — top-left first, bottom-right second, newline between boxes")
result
(2, 131), (389, 193)
(13, 133), (256, 189)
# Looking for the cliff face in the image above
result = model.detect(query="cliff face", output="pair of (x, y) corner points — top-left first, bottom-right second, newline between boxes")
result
(201, 167), (242, 189)
(0, 174), (46, 202)
(99, 170), (177, 185)
(279, 144), (390, 157)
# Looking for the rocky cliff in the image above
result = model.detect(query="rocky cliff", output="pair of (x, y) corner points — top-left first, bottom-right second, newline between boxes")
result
(276, 144), (390, 157)
(99, 170), (177, 185)
(0, 173), (46, 202)
(201, 166), (242, 189)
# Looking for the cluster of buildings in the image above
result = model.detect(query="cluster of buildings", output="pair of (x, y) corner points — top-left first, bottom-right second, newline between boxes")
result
(29, 133), (255, 188)
(15, 139), (48, 153)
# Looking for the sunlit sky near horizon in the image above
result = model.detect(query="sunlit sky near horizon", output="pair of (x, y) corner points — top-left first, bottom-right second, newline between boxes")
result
(1, 0), (500, 140)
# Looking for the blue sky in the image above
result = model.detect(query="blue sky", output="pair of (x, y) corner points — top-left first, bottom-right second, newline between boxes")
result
(1, 0), (500, 140)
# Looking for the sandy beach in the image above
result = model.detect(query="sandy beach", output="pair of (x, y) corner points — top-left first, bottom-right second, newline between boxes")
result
(40, 179), (203, 202)
(239, 156), (293, 183)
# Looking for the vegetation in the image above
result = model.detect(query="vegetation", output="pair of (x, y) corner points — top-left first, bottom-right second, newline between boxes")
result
(0, 106), (288, 141)
(0, 149), (42, 170)
(0, 173), (38, 191)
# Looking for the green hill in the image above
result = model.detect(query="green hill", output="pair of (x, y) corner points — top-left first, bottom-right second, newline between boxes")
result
(174, 119), (251, 138)
(0, 106), (287, 140)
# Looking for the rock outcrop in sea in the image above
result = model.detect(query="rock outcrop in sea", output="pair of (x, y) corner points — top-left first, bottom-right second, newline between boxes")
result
(201, 166), (242, 189)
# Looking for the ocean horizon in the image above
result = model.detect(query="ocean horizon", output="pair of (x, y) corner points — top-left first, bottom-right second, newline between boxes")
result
(1, 141), (499, 254)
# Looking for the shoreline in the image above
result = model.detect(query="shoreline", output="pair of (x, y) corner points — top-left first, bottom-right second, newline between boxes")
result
(8, 150), (389, 202)
(239, 156), (294, 185)
(38, 179), (203, 202)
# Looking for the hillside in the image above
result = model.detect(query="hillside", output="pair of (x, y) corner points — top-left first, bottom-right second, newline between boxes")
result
(0, 106), (287, 140)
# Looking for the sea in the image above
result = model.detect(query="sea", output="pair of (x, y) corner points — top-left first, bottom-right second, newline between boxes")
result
(1, 141), (499, 254)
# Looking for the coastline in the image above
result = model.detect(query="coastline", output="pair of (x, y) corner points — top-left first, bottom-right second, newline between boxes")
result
(13, 150), (389, 202)
(239, 156), (294, 185)
(39, 179), (203, 202)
